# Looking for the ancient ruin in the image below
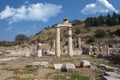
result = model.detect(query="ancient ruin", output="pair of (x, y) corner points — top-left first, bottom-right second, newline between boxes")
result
(55, 18), (73, 57)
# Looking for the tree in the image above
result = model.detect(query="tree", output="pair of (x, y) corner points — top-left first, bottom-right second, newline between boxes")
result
(95, 29), (107, 38)
(112, 12), (119, 25)
(98, 14), (104, 25)
(15, 34), (28, 41)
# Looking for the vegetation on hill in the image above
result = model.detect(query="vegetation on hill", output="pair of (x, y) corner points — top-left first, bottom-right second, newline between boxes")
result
(15, 34), (28, 41)
(85, 12), (120, 27)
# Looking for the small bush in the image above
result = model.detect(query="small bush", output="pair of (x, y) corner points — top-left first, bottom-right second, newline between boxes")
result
(95, 29), (107, 38)
(87, 37), (95, 43)
(71, 73), (90, 80)
(75, 28), (82, 34)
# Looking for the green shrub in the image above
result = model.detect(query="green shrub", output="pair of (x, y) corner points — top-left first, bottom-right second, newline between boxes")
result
(75, 28), (82, 34)
(87, 37), (95, 43)
(71, 73), (90, 80)
(95, 29), (107, 38)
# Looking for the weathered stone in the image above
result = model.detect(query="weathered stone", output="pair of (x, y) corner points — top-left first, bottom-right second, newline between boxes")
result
(37, 50), (42, 57)
(80, 60), (91, 67)
(73, 50), (82, 55)
(0, 57), (16, 61)
(41, 62), (49, 67)
(105, 72), (120, 79)
(29, 62), (41, 66)
(99, 64), (118, 71)
(29, 62), (49, 67)
(103, 76), (120, 80)
(48, 51), (55, 55)
(54, 64), (63, 70)
(55, 18), (73, 57)
(66, 63), (76, 71)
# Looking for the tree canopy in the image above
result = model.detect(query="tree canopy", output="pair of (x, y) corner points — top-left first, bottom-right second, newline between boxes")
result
(85, 12), (120, 27)
(15, 34), (28, 41)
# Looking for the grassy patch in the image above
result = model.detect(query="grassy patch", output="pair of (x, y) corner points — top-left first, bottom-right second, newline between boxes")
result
(48, 65), (54, 69)
(105, 62), (120, 68)
(14, 67), (39, 75)
(52, 73), (90, 80)
(6, 76), (35, 80)
(70, 73), (90, 80)
(2, 66), (39, 75)
(61, 59), (73, 62)
(45, 71), (90, 80)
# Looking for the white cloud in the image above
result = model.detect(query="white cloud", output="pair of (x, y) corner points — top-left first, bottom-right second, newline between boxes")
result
(0, 3), (62, 24)
(81, 0), (118, 14)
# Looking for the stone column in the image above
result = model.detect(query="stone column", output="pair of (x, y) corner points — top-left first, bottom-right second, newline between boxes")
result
(74, 39), (77, 48)
(37, 43), (42, 57)
(78, 37), (81, 49)
(55, 26), (61, 57)
(53, 40), (55, 49)
(107, 46), (110, 56)
(68, 26), (73, 57)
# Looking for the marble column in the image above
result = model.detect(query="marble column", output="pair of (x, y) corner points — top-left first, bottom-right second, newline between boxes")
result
(37, 43), (42, 57)
(78, 37), (81, 49)
(68, 26), (73, 57)
(55, 26), (61, 57)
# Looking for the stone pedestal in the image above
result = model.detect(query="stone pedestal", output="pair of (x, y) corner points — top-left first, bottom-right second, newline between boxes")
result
(55, 26), (61, 57)
(38, 50), (42, 57)
(68, 26), (73, 57)
(37, 43), (42, 57)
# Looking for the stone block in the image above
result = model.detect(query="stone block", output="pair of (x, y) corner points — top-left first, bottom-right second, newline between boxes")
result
(66, 63), (76, 71)
(80, 60), (91, 68)
(105, 72), (120, 79)
(54, 64), (63, 70)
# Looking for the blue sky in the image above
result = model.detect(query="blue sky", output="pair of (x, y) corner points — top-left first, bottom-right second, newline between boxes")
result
(0, 0), (120, 41)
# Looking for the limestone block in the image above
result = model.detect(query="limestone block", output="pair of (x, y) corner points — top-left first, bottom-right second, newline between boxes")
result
(0, 57), (16, 61)
(105, 72), (120, 79)
(66, 63), (76, 71)
(38, 50), (42, 57)
(54, 64), (63, 70)
(103, 76), (120, 80)
(80, 60), (91, 67)
(29, 62), (49, 67)
(41, 62), (49, 67)
(30, 62), (41, 66)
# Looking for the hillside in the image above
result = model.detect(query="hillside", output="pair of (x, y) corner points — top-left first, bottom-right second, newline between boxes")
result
(0, 19), (120, 48)
(29, 20), (120, 45)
